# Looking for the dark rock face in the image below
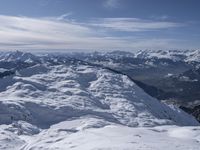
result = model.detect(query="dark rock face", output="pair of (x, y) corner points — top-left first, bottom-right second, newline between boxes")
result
(0, 70), (15, 78)
(180, 105), (200, 122)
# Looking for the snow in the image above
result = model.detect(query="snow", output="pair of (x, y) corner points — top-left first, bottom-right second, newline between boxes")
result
(168, 126), (200, 140)
(0, 51), (40, 63)
(0, 68), (8, 73)
(134, 49), (200, 62)
(0, 51), (199, 149)
(0, 63), (198, 127)
(165, 73), (174, 77)
(1, 118), (200, 150)
(178, 76), (198, 82)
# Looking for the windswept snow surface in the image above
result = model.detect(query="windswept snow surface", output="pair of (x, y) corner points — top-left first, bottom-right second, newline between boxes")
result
(1, 118), (200, 150)
(0, 53), (199, 149)
(20, 119), (200, 150)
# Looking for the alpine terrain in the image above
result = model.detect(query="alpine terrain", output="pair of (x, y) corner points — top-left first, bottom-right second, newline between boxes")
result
(0, 51), (200, 150)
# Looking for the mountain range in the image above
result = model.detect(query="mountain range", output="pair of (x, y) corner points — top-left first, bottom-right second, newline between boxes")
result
(0, 50), (200, 150)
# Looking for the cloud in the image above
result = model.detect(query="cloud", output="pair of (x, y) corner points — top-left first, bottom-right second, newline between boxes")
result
(0, 15), (92, 49)
(89, 18), (182, 32)
(103, 0), (119, 8)
(57, 12), (73, 21)
(150, 15), (171, 21)
(0, 15), (187, 51)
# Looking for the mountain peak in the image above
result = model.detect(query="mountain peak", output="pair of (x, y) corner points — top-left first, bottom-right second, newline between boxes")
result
(0, 50), (40, 63)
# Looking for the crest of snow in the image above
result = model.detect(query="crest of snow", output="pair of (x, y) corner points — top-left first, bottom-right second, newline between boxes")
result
(4, 119), (199, 150)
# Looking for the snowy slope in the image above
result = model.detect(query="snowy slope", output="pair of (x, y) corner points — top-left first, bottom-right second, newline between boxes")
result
(0, 51), (199, 149)
(21, 119), (200, 150)
(0, 118), (200, 150)
(0, 63), (198, 127)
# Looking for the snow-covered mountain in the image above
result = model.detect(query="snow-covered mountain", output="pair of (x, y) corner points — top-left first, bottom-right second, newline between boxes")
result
(0, 51), (40, 63)
(0, 51), (199, 150)
(134, 49), (200, 63)
(70, 50), (200, 114)
(0, 63), (198, 127)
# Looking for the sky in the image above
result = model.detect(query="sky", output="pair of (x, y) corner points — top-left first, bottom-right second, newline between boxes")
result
(0, 0), (199, 52)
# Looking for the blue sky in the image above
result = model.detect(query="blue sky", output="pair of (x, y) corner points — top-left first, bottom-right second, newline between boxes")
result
(0, 0), (199, 51)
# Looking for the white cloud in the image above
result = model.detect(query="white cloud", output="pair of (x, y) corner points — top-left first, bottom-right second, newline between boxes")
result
(0, 15), (186, 51)
(57, 12), (73, 21)
(0, 15), (92, 49)
(89, 18), (182, 32)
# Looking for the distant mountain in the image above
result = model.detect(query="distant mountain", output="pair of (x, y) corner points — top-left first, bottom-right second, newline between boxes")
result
(0, 50), (40, 63)
(134, 49), (200, 63)
(0, 51), (40, 78)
